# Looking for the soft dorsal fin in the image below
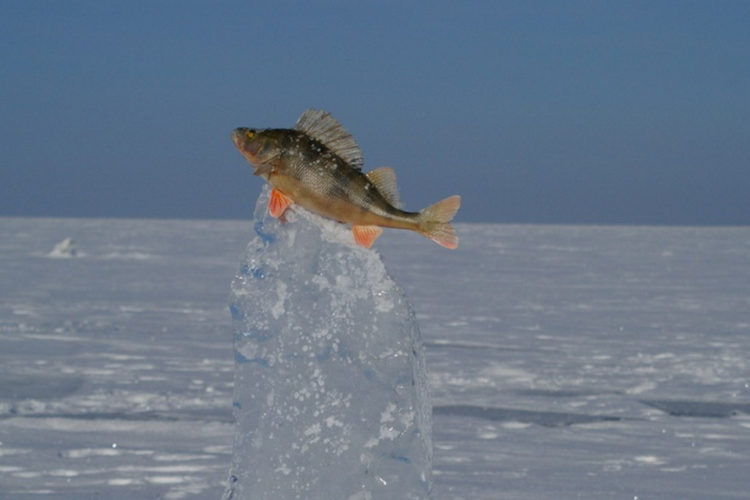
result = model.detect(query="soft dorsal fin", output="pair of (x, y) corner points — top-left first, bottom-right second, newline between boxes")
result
(295, 109), (364, 170)
(365, 166), (403, 209)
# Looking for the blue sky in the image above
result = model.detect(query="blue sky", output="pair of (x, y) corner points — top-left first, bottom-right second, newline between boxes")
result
(2, 1), (749, 225)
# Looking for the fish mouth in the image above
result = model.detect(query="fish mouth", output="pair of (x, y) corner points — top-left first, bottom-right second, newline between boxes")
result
(231, 128), (247, 148)
(231, 128), (267, 172)
(231, 129), (253, 163)
(231, 129), (257, 159)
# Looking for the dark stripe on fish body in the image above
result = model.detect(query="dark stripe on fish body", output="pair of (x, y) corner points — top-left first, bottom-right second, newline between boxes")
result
(321, 168), (371, 213)
(362, 182), (380, 209)
(326, 182), (348, 203)
(346, 171), (378, 212)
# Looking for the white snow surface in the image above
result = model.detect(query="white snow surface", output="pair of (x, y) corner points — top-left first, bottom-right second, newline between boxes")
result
(1, 216), (750, 499)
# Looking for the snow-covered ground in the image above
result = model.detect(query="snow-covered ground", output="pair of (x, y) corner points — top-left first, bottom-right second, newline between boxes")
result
(1, 217), (749, 499)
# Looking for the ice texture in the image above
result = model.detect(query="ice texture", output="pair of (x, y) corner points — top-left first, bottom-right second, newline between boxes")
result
(221, 187), (433, 500)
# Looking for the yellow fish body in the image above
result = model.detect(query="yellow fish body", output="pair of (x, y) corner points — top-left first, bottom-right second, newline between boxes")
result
(232, 109), (460, 249)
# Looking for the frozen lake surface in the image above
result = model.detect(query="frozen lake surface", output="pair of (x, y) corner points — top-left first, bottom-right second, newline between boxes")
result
(1, 217), (749, 499)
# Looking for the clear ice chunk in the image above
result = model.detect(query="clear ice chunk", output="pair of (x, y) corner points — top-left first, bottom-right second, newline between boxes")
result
(221, 187), (433, 500)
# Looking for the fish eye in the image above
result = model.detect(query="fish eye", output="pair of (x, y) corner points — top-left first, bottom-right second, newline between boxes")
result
(246, 130), (255, 139)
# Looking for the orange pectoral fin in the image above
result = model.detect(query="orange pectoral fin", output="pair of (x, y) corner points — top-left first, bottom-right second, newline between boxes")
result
(352, 225), (383, 248)
(268, 189), (293, 219)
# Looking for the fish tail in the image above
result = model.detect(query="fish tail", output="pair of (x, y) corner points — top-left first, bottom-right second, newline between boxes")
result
(418, 195), (461, 249)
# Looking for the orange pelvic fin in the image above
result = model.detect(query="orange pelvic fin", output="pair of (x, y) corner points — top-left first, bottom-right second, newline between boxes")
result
(352, 225), (383, 248)
(268, 189), (293, 219)
(419, 195), (461, 249)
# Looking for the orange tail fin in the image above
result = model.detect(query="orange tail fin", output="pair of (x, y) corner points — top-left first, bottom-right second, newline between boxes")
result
(418, 195), (461, 249)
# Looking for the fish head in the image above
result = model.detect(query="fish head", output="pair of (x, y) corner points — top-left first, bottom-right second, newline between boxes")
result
(231, 128), (280, 171)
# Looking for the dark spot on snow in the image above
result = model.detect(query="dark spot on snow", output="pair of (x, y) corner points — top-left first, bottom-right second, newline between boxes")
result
(0, 408), (234, 423)
(234, 351), (270, 366)
(640, 400), (750, 418)
(433, 404), (626, 427)
(513, 388), (606, 398)
(0, 374), (83, 401)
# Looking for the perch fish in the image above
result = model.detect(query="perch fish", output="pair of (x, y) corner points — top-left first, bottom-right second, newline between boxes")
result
(231, 109), (460, 249)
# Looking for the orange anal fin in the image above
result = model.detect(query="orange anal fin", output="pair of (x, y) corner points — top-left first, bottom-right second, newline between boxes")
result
(268, 189), (293, 219)
(352, 225), (383, 248)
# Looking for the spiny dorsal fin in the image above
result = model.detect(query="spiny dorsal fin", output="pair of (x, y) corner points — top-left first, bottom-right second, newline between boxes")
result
(366, 166), (403, 209)
(295, 109), (364, 170)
